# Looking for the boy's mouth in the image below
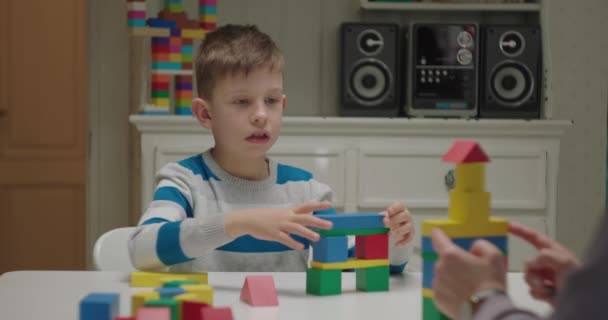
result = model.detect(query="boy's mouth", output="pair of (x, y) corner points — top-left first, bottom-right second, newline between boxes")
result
(246, 131), (270, 144)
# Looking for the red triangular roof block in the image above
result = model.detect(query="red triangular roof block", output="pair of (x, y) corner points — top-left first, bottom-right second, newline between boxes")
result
(240, 275), (279, 306)
(442, 140), (490, 163)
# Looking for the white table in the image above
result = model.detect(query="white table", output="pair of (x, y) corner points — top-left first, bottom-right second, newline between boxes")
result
(0, 271), (551, 320)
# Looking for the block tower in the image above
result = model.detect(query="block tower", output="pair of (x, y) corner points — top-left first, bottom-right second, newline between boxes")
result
(126, 0), (218, 115)
(306, 213), (391, 295)
(422, 140), (508, 320)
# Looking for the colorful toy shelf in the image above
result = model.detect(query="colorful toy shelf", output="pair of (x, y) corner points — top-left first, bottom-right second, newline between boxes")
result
(360, 0), (541, 12)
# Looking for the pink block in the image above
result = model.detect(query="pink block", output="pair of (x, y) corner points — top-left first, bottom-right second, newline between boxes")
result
(136, 307), (170, 320)
(127, 11), (146, 19)
(240, 275), (279, 306)
(201, 307), (232, 320)
(199, 0), (217, 6)
(170, 45), (182, 53)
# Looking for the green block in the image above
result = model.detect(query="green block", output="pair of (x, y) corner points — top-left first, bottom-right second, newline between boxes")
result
(356, 265), (389, 292)
(162, 280), (199, 288)
(144, 299), (179, 320)
(168, 4), (182, 12)
(151, 90), (170, 98)
(317, 227), (389, 237)
(423, 296), (450, 320)
(182, 54), (193, 62)
(306, 268), (341, 296)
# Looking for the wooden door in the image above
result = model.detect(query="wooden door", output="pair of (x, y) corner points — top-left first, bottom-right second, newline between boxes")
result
(0, 0), (87, 273)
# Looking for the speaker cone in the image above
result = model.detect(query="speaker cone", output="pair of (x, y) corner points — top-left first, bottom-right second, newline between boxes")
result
(490, 61), (534, 107)
(348, 58), (391, 106)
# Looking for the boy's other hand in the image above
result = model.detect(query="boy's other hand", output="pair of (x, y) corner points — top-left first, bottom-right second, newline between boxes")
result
(381, 201), (415, 246)
(224, 201), (333, 250)
(509, 222), (580, 304)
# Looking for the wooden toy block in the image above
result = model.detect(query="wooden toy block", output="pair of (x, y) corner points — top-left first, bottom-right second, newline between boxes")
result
(152, 83), (170, 92)
(163, 280), (200, 287)
(182, 54), (193, 62)
(240, 275), (279, 306)
(422, 218), (508, 238)
(128, 20), (147, 28)
(176, 107), (193, 115)
(180, 284), (214, 305)
(79, 293), (119, 320)
(315, 213), (385, 230)
(422, 288), (433, 298)
(317, 227), (388, 237)
(199, 0), (217, 6)
(310, 258), (389, 270)
(181, 29), (206, 39)
(423, 296), (450, 320)
(152, 44), (170, 54)
(355, 233), (388, 260)
(152, 53), (170, 62)
(175, 91), (192, 99)
(130, 271), (208, 288)
(129, 27), (172, 38)
(201, 307), (233, 320)
(448, 190), (491, 223)
(199, 6), (217, 14)
(200, 22), (216, 30)
(174, 295), (209, 320)
(181, 62), (193, 70)
(356, 266), (389, 292)
(152, 90), (170, 98)
(421, 235), (508, 256)
(128, 11), (146, 19)
(152, 74), (171, 82)
(148, 18), (177, 29)
(150, 98), (171, 106)
(306, 268), (341, 296)
(144, 299), (178, 320)
(312, 235), (348, 263)
(168, 4), (182, 13)
(136, 306), (171, 320)
(454, 163), (485, 192)
(155, 287), (186, 299)
(198, 14), (217, 23)
(169, 53), (182, 62)
(442, 140), (489, 163)
(152, 61), (182, 70)
(181, 301), (208, 320)
(132, 291), (161, 316)
(422, 258), (435, 289)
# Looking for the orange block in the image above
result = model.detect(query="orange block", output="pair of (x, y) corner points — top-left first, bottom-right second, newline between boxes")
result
(170, 37), (182, 46)
(152, 53), (169, 62)
(151, 74), (170, 82)
(175, 90), (193, 99)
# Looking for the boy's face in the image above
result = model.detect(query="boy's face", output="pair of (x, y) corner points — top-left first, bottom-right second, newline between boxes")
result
(194, 67), (286, 160)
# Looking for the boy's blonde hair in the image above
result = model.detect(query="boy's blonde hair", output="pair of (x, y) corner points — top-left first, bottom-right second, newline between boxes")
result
(195, 24), (284, 99)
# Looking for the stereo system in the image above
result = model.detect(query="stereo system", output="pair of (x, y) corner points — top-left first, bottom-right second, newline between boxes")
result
(339, 22), (543, 119)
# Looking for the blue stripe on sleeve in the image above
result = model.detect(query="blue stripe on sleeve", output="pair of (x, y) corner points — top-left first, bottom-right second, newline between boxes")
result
(153, 186), (193, 218)
(142, 217), (170, 225)
(178, 154), (220, 181)
(156, 221), (194, 265)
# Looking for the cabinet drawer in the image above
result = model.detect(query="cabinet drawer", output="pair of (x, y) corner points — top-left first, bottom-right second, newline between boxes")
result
(358, 145), (547, 210)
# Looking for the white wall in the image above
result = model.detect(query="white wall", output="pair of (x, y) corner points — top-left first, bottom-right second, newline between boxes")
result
(87, 0), (608, 262)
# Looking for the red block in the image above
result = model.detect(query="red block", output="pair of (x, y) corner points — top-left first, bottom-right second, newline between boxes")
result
(182, 39), (193, 45)
(152, 44), (170, 53)
(201, 307), (232, 320)
(182, 62), (193, 70)
(151, 74), (170, 82)
(152, 82), (170, 91)
(442, 140), (489, 163)
(355, 233), (389, 259)
(127, 11), (146, 19)
(182, 301), (209, 320)
(240, 275), (278, 306)
(200, 22), (216, 30)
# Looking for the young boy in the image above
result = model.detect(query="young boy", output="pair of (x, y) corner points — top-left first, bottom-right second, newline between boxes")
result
(129, 24), (415, 272)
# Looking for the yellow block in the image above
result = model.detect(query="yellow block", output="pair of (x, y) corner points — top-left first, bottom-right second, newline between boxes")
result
(422, 218), (508, 238)
(310, 258), (389, 270)
(422, 288), (434, 298)
(131, 291), (159, 316)
(181, 29), (206, 39)
(129, 27), (171, 37)
(448, 190), (490, 223)
(169, 53), (182, 62)
(180, 284), (213, 305)
(199, 14), (217, 23)
(151, 98), (170, 106)
(130, 271), (208, 287)
(454, 163), (485, 192)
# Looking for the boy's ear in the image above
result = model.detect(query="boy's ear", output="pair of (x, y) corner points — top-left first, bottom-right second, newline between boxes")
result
(191, 97), (213, 129)
(282, 94), (287, 112)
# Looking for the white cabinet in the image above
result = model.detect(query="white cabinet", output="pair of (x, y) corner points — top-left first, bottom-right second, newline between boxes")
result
(131, 115), (570, 271)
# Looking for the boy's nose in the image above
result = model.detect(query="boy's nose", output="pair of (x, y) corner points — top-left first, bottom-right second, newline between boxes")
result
(251, 103), (268, 125)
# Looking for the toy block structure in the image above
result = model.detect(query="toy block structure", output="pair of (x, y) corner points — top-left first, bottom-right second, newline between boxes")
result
(306, 213), (390, 295)
(130, 271), (208, 287)
(126, 0), (218, 115)
(80, 293), (120, 320)
(422, 140), (509, 320)
(136, 307), (171, 320)
(240, 275), (279, 306)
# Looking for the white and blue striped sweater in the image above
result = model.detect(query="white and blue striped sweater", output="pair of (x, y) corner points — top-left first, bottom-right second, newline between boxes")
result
(129, 150), (410, 272)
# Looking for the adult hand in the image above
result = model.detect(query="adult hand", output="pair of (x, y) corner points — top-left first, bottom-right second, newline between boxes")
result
(381, 201), (415, 246)
(224, 201), (333, 250)
(509, 222), (580, 304)
(431, 228), (507, 319)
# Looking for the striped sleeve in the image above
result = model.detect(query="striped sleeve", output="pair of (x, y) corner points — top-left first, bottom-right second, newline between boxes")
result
(128, 162), (231, 270)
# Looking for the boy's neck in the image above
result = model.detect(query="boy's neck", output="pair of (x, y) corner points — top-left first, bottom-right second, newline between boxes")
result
(210, 148), (270, 180)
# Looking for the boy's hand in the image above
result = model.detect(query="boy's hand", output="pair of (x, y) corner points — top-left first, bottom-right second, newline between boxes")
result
(224, 201), (333, 250)
(509, 222), (580, 304)
(381, 201), (415, 246)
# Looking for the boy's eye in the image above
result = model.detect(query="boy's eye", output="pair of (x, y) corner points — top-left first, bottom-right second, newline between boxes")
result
(266, 97), (280, 104)
(234, 99), (249, 105)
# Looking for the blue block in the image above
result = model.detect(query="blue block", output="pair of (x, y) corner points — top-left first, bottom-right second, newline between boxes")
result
(79, 293), (119, 320)
(152, 37), (171, 45)
(175, 107), (193, 115)
(422, 235), (507, 254)
(147, 18), (176, 29)
(128, 19), (147, 28)
(199, 6), (217, 14)
(155, 287), (186, 298)
(170, 28), (181, 36)
(182, 45), (193, 55)
(312, 236), (348, 263)
(142, 110), (170, 115)
(152, 61), (183, 70)
(422, 258), (434, 289)
(315, 213), (384, 230)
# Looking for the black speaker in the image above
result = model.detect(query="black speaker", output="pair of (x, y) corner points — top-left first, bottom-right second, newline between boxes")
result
(480, 25), (542, 119)
(340, 23), (401, 117)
